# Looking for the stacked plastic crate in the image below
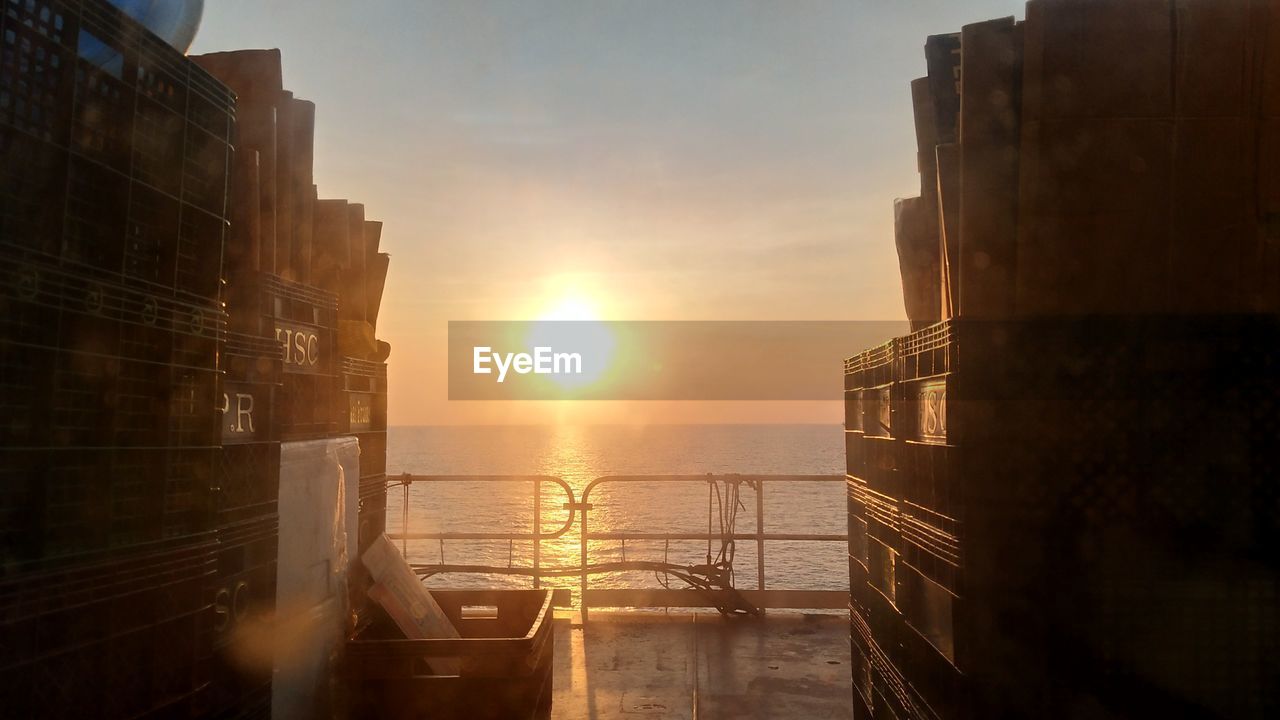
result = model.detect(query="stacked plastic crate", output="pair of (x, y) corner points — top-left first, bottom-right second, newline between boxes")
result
(892, 323), (960, 717)
(0, 0), (233, 716)
(233, 272), (339, 439)
(850, 318), (1280, 720)
(315, 197), (391, 616)
(851, 2), (1280, 718)
(193, 50), (342, 444)
(210, 331), (281, 718)
(191, 48), (394, 714)
(328, 205), (391, 560)
(341, 356), (388, 554)
(188, 49), (327, 718)
(843, 340), (903, 718)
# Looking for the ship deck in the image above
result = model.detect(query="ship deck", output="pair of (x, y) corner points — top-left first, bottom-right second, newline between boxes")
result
(551, 611), (852, 719)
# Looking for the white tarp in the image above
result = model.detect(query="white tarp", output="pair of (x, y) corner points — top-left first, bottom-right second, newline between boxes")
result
(272, 436), (360, 720)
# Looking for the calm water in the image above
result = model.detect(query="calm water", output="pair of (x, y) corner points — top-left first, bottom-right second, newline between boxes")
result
(385, 424), (847, 606)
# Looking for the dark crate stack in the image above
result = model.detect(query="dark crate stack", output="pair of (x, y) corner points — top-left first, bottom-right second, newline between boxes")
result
(191, 48), (336, 717)
(845, 340), (913, 720)
(190, 47), (395, 713)
(845, 318), (1280, 720)
(190, 49), (340, 444)
(894, 4), (1280, 330)
(854, 1), (1280, 717)
(204, 511), (276, 719)
(0, 1), (229, 300)
(224, 271), (339, 441)
(273, 276), (339, 439)
(340, 356), (388, 556)
(0, 0), (233, 716)
(208, 331), (282, 718)
(190, 50), (391, 447)
(846, 328), (967, 720)
(843, 340), (895, 618)
(0, 259), (226, 559)
(0, 536), (219, 719)
(218, 332), (282, 523)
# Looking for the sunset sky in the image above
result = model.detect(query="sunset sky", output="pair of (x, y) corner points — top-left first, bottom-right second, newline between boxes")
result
(192, 0), (1026, 425)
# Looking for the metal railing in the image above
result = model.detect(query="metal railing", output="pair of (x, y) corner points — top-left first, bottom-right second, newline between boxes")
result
(386, 473), (847, 621)
(385, 475), (575, 588)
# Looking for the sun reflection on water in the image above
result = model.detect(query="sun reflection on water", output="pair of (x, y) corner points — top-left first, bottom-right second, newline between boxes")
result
(384, 425), (847, 608)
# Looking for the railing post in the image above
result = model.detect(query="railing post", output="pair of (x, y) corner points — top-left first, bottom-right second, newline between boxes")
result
(533, 478), (541, 589)
(756, 480), (766, 594)
(563, 494), (595, 623)
(580, 504), (589, 623)
(402, 476), (410, 557)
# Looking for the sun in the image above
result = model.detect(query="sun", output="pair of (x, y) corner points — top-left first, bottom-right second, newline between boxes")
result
(537, 295), (601, 321)
(526, 279), (616, 393)
(532, 274), (610, 321)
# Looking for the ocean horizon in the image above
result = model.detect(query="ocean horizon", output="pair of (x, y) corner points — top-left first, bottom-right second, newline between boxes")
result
(385, 424), (848, 606)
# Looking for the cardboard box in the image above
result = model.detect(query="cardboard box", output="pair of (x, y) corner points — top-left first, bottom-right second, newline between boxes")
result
(193, 50), (284, 275)
(1260, 118), (1280, 216)
(344, 204), (368, 323)
(912, 77), (941, 205)
(288, 99), (317, 286)
(1261, 0), (1280, 118)
(894, 197), (942, 330)
(1029, 0), (1173, 119)
(935, 143), (961, 319)
(925, 33), (962, 144)
(1020, 3), (1045, 126)
(1175, 0), (1251, 117)
(1258, 118), (1280, 310)
(958, 17), (1022, 319)
(313, 199), (350, 296)
(367, 252), (391, 332)
(1016, 118), (1174, 315)
(361, 535), (461, 675)
(1023, 211), (1173, 315)
(274, 91), (296, 280)
(1024, 118), (1173, 216)
(1170, 118), (1253, 312)
(227, 148), (262, 281)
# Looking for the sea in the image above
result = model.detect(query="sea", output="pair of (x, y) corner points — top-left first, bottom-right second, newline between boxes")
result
(385, 424), (848, 607)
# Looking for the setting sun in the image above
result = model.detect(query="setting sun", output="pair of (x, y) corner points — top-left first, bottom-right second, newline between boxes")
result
(533, 274), (613, 322)
(525, 284), (618, 393)
(537, 295), (603, 321)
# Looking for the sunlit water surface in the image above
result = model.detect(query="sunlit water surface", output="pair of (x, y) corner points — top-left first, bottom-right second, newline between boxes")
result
(386, 425), (846, 607)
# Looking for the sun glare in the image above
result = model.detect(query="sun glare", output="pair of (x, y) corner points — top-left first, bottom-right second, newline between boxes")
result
(530, 273), (613, 321)
(537, 295), (601, 321)
(524, 281), (616, 395)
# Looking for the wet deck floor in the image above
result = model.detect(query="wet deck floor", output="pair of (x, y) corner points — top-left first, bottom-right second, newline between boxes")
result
(551, 612), (852, 720)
